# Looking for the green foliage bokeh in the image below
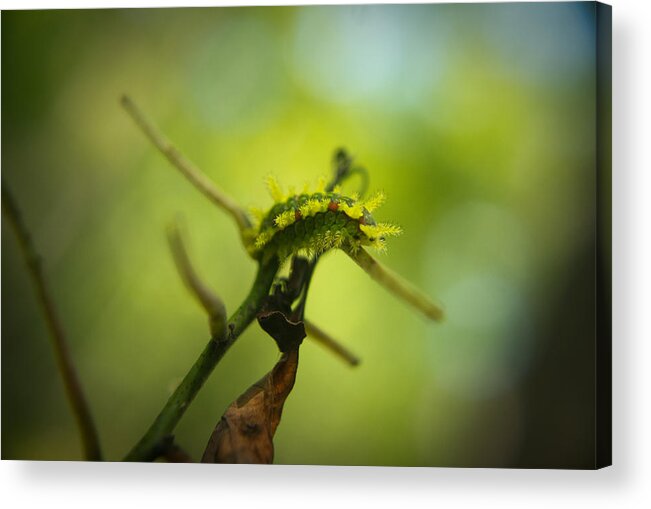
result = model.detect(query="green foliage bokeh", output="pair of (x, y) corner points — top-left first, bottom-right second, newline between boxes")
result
(2, 3), (599, 467)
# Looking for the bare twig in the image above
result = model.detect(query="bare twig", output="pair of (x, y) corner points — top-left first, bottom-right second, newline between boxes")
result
(2, 181), (102, 461)
(120, 95), (251, 236)
(347, 248), (444, 322)
(304, 319), (360, 367)
(167, 220), (227, 338)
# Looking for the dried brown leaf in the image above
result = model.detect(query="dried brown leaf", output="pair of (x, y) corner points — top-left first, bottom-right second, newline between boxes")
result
(201, 309), (304, 464)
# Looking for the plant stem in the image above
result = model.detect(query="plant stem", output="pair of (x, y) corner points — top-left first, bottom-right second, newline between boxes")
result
(347, 248), (444, 322)
(123, 257), (279, 462)
(2, 181), (103, 461)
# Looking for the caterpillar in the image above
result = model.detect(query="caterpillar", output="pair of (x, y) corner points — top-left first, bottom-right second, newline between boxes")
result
(245, 176), (402, 263)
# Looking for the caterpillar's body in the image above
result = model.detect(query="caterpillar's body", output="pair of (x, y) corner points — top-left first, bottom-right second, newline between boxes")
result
(245, 177), (401, 262)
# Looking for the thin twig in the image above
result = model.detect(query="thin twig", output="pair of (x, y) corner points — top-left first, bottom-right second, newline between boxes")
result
(347, 248), (444, 322)
(120, 95), (251, 235)
(2, 181), (102, 461)
(304, 319), (360, 367)
(167, 220), (227, 338)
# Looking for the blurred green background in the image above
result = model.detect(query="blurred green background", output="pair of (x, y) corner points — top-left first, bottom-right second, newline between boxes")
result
(2, 3), (599, 467)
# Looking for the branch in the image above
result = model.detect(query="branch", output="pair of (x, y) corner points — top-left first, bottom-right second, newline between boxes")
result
(2, 181), (102, 461)
(123, 256), (279, 462)
(346, 248), (444, 322)
(120, 95), (251, 236)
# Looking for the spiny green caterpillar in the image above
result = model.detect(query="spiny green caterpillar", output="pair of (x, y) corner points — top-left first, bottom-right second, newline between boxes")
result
(245, 176), (402, 262)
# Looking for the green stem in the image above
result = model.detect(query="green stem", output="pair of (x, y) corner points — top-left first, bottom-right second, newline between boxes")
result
(124, 258), (279, 462)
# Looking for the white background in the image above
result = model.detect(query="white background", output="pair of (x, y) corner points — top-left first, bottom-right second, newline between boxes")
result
(1, 0), (649, 507)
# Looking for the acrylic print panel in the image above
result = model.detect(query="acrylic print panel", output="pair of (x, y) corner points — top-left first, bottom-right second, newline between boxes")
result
(1, 2), (611, 468)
